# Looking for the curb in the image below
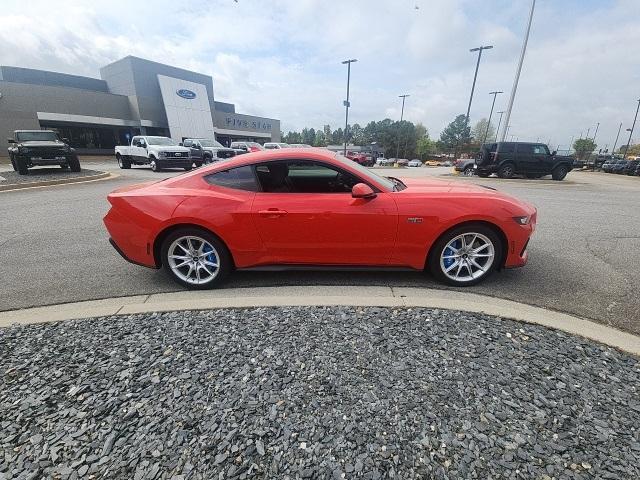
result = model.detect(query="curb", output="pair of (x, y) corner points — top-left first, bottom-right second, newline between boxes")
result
(0, 171), (112, 192)
(1, 286), (639, 356)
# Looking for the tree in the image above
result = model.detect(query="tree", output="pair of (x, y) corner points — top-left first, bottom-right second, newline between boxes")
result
(439, 114), (471, 153)
(314, 129), (326, 147)
(471, 118), (495, 144)
(573, 138), (597, 160)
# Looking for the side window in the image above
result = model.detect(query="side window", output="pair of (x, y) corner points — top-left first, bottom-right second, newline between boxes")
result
(204, 165), (258, 192)
(516, 144), (535, 154)
(255, 160), (360, 193)
(183, 139), (193, 147)
(499, 143), (515, 153)
(533, 145), (547, 155)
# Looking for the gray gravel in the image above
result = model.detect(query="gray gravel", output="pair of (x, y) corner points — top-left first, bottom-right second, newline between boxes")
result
(1, 306), (639, 479)
(0, 168), (103, 185)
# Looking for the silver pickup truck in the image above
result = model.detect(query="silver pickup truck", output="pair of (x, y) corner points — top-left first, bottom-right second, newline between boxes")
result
(115, 136), (192, 172)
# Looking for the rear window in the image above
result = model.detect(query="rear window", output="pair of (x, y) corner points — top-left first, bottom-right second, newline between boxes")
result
(204, 165), (258, 192)
(498, 143), (516, 153)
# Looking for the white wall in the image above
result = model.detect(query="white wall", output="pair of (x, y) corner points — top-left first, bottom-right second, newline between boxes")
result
(157, 75), (215, 142)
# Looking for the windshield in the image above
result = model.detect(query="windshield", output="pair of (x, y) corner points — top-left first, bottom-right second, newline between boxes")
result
(199, 140), (224, 147)
(146, 136), (177, 146)
(16, 131), (59, 142)
(334, 154), (396, 190)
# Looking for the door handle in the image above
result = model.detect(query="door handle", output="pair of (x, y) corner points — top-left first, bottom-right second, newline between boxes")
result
(258, 208), (288, 218)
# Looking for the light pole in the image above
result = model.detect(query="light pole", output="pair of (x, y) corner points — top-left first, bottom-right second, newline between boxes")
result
(622, 99), (640, 159)
(611, 122), (622, 157)
(341, 59), (357, 155)
(465, 45), (493, 131)
(499, 0), (535, 143)
(591, 122), (600, 170)
(395, 94), (410, 161)
(494, 111), (505, 142)
(483, 91), (503, 144)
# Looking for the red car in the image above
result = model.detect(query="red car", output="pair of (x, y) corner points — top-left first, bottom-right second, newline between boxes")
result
(345, 151), (371, 166)
(104, 149), (536, 289)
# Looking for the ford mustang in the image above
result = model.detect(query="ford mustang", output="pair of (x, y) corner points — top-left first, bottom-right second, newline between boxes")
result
(104, 149), (536, 289)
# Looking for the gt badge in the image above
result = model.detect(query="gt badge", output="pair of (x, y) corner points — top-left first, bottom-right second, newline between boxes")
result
(407, 217), (423, 224)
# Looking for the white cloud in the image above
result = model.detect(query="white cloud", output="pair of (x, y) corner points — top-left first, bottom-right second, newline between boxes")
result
(0, 0), (638, 147)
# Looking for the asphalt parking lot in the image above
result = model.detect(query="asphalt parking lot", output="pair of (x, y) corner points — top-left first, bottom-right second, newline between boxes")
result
(1, 159), (639, 335)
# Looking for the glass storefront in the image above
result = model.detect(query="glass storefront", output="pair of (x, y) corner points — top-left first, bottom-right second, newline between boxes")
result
(39, 123), (170, 151)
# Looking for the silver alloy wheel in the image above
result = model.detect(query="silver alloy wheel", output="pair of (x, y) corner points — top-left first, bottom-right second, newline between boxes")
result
(463, 167), (475, 176)
(117, 156), (123, 168)
(150, 160), (157, 171)
(440, 232), (495, 283)
(167, 236), (220, 285)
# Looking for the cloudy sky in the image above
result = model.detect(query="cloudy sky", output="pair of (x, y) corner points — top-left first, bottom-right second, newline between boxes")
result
(1, 0), (639, 149)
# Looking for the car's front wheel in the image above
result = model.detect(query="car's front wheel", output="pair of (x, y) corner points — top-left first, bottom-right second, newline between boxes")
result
(497, 163), (515, 179)
(161, 228), (232, 289)
(428, 224), (501, 286)
(150, 158), (161, 172)
(463, 166), (475, 176)
(551, 165), (568, 181)
(68, 155), (81, 172)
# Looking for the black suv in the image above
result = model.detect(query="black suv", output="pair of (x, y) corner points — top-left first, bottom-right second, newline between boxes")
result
(8, 130), (80, 175)
(475, 142), (573, 180)
(622, 159), (639, 175)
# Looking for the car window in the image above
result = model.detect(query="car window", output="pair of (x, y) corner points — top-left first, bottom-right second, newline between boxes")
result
(183, 139), (193, 147)
(204, 165), (259, 192)
(498, 143), (515, 153)
(254, 160), (360, 193)
(517, 144), (535, 154)
(533, 145), (547, 154)
(16, 131), (59, 142)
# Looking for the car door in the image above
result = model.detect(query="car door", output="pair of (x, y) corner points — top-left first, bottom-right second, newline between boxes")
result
(532, 144), (551, 173)
(515, 143), (536, 173)
(250, 159), (398, 265)
(130, 137), (147, 162)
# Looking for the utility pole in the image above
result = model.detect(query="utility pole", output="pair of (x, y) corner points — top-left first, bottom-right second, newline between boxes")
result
(494, 111), (505, 142)
(499, 0), (536, 143)
(483, 91), (503, 144)
(465, 45), (494, 131)
(395, 94), (410, 162)
(341, 59), (357, 155)
(622, 98), (640, 159)
(611, 122), (622, 157)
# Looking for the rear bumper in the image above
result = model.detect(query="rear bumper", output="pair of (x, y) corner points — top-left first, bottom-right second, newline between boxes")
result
(109, 238), (156, 268)
(104, 207), (158, 268)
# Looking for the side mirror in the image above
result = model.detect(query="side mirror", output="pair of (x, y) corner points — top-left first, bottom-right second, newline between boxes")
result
(551, 150), (557, 156)
(352, 183), (376, 199)
(62, 138), (69, 143)
(7, 138), (15, 144)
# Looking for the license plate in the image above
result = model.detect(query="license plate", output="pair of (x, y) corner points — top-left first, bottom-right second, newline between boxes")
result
(31, 157), (43, 160)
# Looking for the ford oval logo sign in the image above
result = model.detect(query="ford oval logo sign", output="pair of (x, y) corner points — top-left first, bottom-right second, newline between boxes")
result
(176, 89), (196, 99)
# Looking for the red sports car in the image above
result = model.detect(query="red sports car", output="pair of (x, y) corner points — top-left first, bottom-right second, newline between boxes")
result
(104, 149), (536, 289)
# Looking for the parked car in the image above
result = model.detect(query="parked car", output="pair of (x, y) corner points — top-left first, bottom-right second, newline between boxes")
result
(623, 159), (639, 175)
(454, 159), (475, 176)
(288, 144), (313, 148)
(7, 130), (81, 175)
(264, 142), (290, 149)
(408, 159), (422, 167)
(115, 136), (192, 172)
(345, 150), (373, 166)
(634, 164), (640, 176)
(376, 157), (395, 166)
(611, 160), (628, 174)
(104, 149), (536, 290)
(182, 138), (236, 165)
(230, 141), (265, 154)
(425, 160), (440, 167)
(396, 159), (409, 167)
(441, 160), (453, 167)
(601, 158), (618, 173)
(475, 142), (573, 180)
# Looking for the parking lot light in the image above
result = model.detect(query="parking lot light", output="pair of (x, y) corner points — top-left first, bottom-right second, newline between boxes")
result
(483, 91), (503, 144)
(341, 59), (357, 156)
(622, 99), (640, 159)
(465, 45), (493, 132)
(395, 94), (410, 163)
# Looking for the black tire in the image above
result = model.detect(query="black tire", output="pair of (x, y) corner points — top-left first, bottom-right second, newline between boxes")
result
(69, 155), (81, 172)
(160, 227), (232, 290)
(16, 157), (29, 175)
(9, 154), (17, 172)
(60, 163), (69, 170)
(462, 166), (475, 177)
(150, 157), (161, 172)
(116, 154), (131, 169)
(184, 165), (193, 171)
(551, 165), (568, 181)
(497, 163), (515, 179)
(203, 154), (213, 165)
(194, 162), (203, 168)
(428, 223), (502, 287)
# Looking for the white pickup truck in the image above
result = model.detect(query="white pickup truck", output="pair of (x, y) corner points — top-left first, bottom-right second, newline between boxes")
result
(115, 135), (193, 172)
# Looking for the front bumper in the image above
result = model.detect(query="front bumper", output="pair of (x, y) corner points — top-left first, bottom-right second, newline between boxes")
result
(18, 154), (72, 166)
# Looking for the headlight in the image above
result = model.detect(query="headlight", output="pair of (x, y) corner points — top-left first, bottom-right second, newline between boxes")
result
(19, 147), (30, 154)
(513, 216), (530, 225)
(158, 151), (167, 157)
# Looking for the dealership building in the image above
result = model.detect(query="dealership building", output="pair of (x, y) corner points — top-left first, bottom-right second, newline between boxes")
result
(0, 56), (280, 154)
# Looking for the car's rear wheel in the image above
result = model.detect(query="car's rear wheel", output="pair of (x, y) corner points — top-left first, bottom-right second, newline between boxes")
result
(184, 165), (193, 171)
(463, 166), (475, 176)
(551, 165), (568, 181)
(428, 224), (501, 286)
(161, 228), (232, 289)
(497, 163), (515, 179)
(116, 153), (131, 169)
